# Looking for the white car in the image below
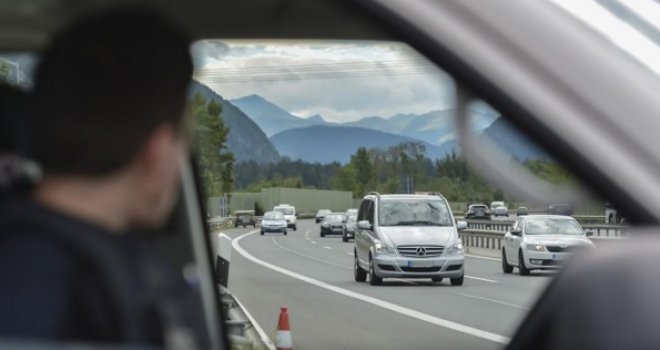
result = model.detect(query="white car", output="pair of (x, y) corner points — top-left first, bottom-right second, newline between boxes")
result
(260, 211), (287, 236)
(273, 204), (297, 231)
(492, 206), (509, 217)
(502, 215), (595, 275)
(490, 201), (505, 209)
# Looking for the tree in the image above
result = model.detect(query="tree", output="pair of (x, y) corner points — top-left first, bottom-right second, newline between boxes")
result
(350, 147), (373, 197)
(192, 93), (235, 199)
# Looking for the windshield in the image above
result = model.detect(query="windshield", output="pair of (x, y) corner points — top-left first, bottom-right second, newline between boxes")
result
(275, 207), (294, 215)
(347, 215), (357, 223)
(378, 199), (452, 226)
(525, 218), (584, 235)
(263, 212), (284, 220)
(471, 205), (488, 210)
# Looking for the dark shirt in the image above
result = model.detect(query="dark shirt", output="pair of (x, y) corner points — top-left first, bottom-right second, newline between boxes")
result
(0, 193), (196, 346)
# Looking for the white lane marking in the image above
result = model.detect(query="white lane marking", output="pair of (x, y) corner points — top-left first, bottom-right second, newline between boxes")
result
(271, 238), (509, 305)
(465, 254), (501, 262)
(324, 246), (333, 250)
(305, 237), (310, 240)
(455, 293), (530, 310)
(234, 232), (509, 344)
(271, 237), (352, 269)
(465, 275), (498, 283)
(311, 241), (317, 245)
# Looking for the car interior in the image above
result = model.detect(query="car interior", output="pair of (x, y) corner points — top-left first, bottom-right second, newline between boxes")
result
(1, 0), (658, 349)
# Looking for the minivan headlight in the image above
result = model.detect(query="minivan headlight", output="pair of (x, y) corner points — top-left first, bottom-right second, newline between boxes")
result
(445, 241), (464, 256)
(375, 241), (397, 257)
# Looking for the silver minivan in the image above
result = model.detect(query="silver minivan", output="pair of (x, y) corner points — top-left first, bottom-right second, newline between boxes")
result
(354, 192), (467, 286)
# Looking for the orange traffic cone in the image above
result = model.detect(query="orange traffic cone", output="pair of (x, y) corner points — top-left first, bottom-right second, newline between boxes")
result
(275, 307), (292, 350)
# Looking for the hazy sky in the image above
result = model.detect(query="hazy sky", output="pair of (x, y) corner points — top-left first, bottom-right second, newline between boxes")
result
(191, 40), (455, 123)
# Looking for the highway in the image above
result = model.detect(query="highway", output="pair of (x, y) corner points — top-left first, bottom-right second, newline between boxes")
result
(219, 219), (554, 349)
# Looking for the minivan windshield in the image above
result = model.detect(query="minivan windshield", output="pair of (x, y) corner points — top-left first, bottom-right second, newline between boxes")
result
(525, 218), (584, 235)
(378, 199), (452, 227)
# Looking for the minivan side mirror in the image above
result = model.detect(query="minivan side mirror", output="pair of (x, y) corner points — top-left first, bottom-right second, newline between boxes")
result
(511, 228), (522, 236)
(357, 220), (372, 230)
(456, 220), (468, 231)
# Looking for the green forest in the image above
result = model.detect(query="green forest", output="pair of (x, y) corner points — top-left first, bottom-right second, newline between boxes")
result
(234, 142), (573, 202)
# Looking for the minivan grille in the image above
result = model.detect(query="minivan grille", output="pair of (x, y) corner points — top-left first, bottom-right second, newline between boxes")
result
(397, 245), (444, 258)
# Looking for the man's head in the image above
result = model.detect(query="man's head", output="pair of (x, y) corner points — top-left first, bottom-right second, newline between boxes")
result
(30, 8), (193, 228)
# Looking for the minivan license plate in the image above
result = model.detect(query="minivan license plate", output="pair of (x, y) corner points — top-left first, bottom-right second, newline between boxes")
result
(407, 260), (434, 268)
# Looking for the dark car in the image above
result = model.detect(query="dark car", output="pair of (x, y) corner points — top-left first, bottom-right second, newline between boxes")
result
(465, 204), (491, 219)
(315, 209), (332, 223)
(234, 215), (256, 228)
(320, 213), (345, 237)
(233, 210), (257, 228)
(516, 206), (529, 216)
(342, 214), (357, 242)
(547, 203), (574, 216)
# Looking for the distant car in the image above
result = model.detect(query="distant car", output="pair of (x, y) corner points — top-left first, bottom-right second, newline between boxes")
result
(260, 211), (287, 236)
(492, 206), (509, 217)
(315, 209), (332, 223)
(345, 208), (358, 218)
(516, 207), (529, 216)
(547, 203), (573, 216)
(465, 204), (491, 219)
(490, 201), (505, 209)
(342, 213), (357, 242)
(502, 215), (595, 275)
(320, 213), (346, 237)
(274, 204), (297, 230)
(233, 210), (257, 228)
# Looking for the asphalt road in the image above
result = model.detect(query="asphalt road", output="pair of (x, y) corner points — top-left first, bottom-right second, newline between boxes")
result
(217, 219), (554, 350)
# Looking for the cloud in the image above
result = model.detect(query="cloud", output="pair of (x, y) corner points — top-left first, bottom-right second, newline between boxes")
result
(192, 40), (455, 122)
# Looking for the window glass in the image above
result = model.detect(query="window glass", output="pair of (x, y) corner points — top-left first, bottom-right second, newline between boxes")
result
(189, 39), (622, 350)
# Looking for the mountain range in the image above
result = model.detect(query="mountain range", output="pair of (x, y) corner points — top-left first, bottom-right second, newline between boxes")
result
(230, 94), (331, 136)
(216, 89), (546, 164)
(230, 93), (499, 146)
(189, 82), (280, 164)
(270, 125), (456, 164)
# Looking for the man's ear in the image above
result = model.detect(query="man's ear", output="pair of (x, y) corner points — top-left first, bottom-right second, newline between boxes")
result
(134, 124), (179, 192)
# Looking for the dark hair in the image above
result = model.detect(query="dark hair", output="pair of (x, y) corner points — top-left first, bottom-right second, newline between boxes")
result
(30, 8), (193, 176)
(0, 83), (28, 154)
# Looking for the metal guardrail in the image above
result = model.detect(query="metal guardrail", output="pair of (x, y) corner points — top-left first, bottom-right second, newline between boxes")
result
(463, 219), (627, 237)
(459, 223), (628, 252)
(220, 286), (274, 350)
